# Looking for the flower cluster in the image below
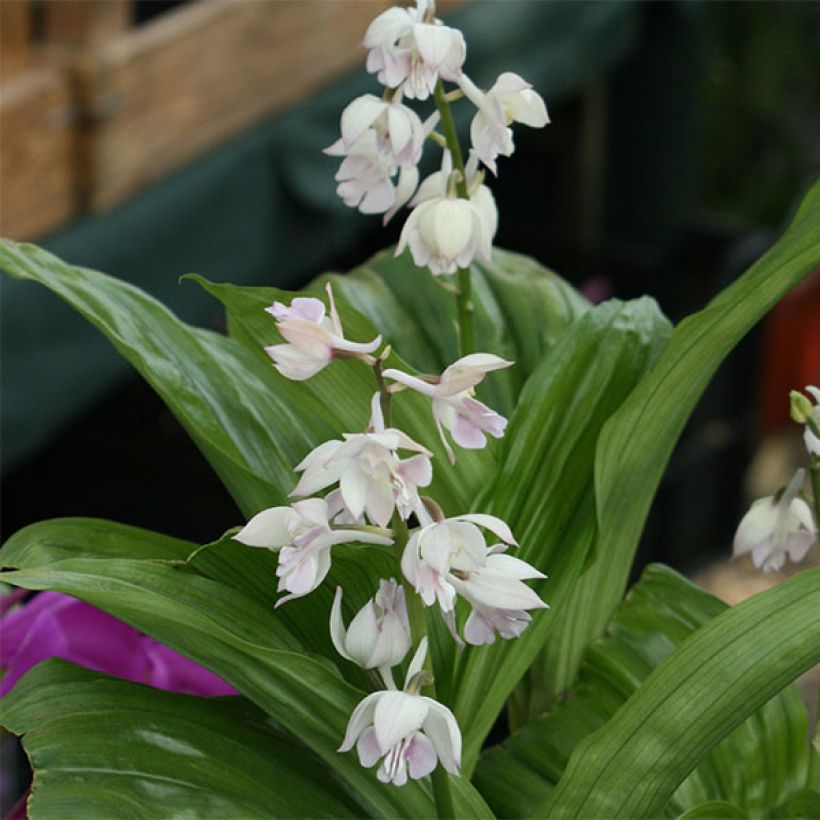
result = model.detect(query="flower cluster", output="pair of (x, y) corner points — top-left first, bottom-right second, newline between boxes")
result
(325, 0), (548, 275)
(733, 385), (819, 572)
(235, 285), (549, 786)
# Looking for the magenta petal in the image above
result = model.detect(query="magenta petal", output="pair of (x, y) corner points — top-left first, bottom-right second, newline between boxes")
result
(143, 642), (238, 697)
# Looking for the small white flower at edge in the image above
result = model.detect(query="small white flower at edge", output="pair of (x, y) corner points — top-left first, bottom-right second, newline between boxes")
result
(232, 498), (392, 605)
(330, 580), (412, 674)
(290, 393), (433, 527)
(397, 151), (498, 276)
(363, 1), (466, 101)
(733, 468), (817, 572)
(264, 284), (381, 381)
(401, 513), (548, 645)
(338, 638), (461, 786)
(796, 385), (820, 457)
(383, 352), (513, 463)
(458, 72), (549, 175)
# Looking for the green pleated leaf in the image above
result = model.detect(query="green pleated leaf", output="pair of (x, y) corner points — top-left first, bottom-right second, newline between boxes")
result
(451, 298), (672, 771)
(556, 180), (820, 680)
(539, 567), (820, 818)
(1, 660), (360, 818)
(0, 520), (492, 819)
(474, 565), (812, 818)
(0, 240), (336, 518)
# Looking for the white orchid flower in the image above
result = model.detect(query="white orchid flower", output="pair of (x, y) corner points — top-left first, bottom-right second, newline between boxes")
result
(264, 284), (381, 381)
(458, 72), (549, 174)
(397, 151), (497, 276)
(330, 580), (411, 673)
(383, 353), (512, 463)
(290, 394), (433, 528)
(401, 513), (547, 645)
(364, 0), (466, 101)
(733, 468), (817, 572)
(338, 638), (461, 786)
(232, 498), (392, 605)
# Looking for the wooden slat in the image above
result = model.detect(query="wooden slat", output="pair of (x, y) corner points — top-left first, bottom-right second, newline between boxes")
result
(73, 0), (393, 210)
(0, 65), (77, 239)
(40, 0), (132, 47)
(1, 1), (32, 78)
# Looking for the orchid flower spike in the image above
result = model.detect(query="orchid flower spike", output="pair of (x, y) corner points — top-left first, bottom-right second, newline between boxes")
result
(383, 353), (512, 462)
(363, 0), (466, 101)
(396, 151), (498, 276)
(290, 394), (433, 528)
(264, 284), (381, 381)
(330, 580), (412, 676)
(457, 71), (549, 174)
(233, 498), (393, 605)
(401, 514), (548, 645)
(733, 468), (817, 572)
(338, 638), (462, 786)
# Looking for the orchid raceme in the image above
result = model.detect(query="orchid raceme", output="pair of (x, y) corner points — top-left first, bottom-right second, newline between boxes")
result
(733, 468), (817, 572)
(363, 0), (466, 101)
(457, 71), (549, 174)
(401, 513), (547, 645)
(338, 639), (462, 786)
(264, 284), (381, 380)
(232, 498), (393, 605)
(330, 580), (411, 672)
(384, 353), (512, 462)
(290, 394), (433, 527)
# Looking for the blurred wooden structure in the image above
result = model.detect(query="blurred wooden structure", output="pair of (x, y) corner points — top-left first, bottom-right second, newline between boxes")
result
(1, 0), (397, 238)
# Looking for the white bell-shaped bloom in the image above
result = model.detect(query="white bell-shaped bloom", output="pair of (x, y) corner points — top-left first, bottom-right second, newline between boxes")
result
(264, 284), (381, 380)
(232, 498), (392, 605)
(398, 151), (498, 276)
(458, 72), (549, 174)
(401, 513), (547, 644)
(733, 468), (817, 572)
(330, 580), (411, 671)
(290, 394), (432, 528)
(338, 638), (461, 786)
(383, 353), (512, 463)
(363, 0), (466, 100)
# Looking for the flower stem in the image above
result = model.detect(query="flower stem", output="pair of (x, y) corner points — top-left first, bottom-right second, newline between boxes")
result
(433, 80), (475, 358)
(810, 462), (820, 534)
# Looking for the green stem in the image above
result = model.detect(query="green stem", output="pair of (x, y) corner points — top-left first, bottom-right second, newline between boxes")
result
(810, 463), (820, 533)
(432, 766), (457, 819)
(433, 80), (475, 358)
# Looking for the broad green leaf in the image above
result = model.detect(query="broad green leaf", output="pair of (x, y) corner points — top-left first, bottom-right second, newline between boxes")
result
(0, 240), (336, 518)
(0, 521), (492, 819)
(539, 567), (820, 818)
(474, 565), (811, 818)
(452, 297), (672, 771)
(1, 660), (359, 818)
(558, 180), (820, 681)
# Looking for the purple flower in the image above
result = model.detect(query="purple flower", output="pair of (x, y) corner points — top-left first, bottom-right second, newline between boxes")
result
(0, 591), (237, 697)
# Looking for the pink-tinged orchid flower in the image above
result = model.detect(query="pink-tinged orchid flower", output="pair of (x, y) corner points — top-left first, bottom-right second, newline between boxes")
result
(733, 468), (817, 572)
(264, 284), (381, 381)
(290, 394), (433, 527)
(232, 498), (393, 606)
(330, 579), (411, 675)
(338, 638), (461, 786)
(397, 151), (498, 276)
(363, 0), (466, 101)
(383, 353), (512, 463)
(401, 514), (547, 645)
(0, 591), (236, 697)
(458, 72), (549, 175)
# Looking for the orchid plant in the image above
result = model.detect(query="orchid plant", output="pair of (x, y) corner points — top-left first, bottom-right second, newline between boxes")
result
(1, 2), (820, 818)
